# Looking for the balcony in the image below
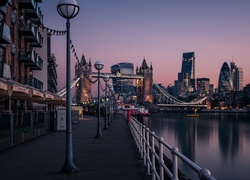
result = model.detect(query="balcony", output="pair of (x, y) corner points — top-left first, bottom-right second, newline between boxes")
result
(0, 21), (12, 44)
(18, 48), (43, 70)
(30, 55), (43, 70)
(24, 28), (42, 45)
(18, 0), (35, 9)
(24, 5), (41, 18)
(18, 23), (36, 36)
(29, 31), (43, 47)
(18, 76), (43, 91)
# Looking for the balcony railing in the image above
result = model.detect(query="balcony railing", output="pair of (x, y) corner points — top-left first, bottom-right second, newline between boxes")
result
(18, 48), (43, 70)
(18, 22), (36, 36)
(18, 0), (35, 9)
(24, 5), (41, 19)
(24, 28), (42, 45)
(29, 31), (43, 47)
(30, 55), (43, 70)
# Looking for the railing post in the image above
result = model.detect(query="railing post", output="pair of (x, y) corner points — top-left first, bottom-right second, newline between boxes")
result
(143, 125), (146, 165)
(136, 121), (140, 149)
(140, 123), (143, 158)
(146, 128), (151, 175)
(171, 147), (179, 180)
(151, 132), (156, 180)
(159, 137), (164, 180)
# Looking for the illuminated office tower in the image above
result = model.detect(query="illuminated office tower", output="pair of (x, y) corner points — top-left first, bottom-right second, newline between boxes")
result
(111, 62), (135, 95)
(230, 62), (243, 91)
(181, 52), (196, 91)
(176, 52), (196, 96)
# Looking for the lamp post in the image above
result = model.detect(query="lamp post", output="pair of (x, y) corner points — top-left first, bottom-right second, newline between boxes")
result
(107, 83), (112, 125)
(103, 75), (109, 130)
(57, 0), (79, 174)
(110, 88), (114, 123)
(94, 60), (104, 138)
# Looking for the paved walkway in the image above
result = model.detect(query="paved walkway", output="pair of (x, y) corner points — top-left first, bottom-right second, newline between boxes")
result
(0, 113), (151, 180)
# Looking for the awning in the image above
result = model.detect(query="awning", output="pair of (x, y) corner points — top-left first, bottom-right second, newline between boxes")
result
(44, 90), (66, 105)
(0, 78), (12, 97)
(8, 80), (31, 99)
(0, 80), (8, 90)
(0, 78), (66, 105)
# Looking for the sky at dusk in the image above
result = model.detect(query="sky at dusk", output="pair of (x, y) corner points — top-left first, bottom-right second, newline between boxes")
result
(39, 0), (250, 95)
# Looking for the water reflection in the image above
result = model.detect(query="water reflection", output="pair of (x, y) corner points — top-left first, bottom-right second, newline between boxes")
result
(147, 112), (250, 179)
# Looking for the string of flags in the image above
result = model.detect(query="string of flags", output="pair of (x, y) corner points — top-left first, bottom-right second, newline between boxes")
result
(70, 39), (80, 63)
(37, 24), (67, 36)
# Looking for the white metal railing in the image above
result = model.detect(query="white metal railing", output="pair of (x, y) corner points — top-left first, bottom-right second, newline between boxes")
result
(127, 115), (216, 180)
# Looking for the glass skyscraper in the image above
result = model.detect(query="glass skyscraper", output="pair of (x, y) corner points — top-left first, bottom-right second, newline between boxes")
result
(110, 62), (135, 95)
(176, 52), (196, 97)
(218, 62), (232, 99)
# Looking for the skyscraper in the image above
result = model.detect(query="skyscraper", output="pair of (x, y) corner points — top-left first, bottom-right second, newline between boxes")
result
(111, 62), (135, 95)
(230, 62), (243, 91)
(218, 62), (232, 100)
(175, 52), (196, 97)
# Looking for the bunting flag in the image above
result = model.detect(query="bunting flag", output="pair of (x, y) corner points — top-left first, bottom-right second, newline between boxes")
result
(70, 40), (80, 62)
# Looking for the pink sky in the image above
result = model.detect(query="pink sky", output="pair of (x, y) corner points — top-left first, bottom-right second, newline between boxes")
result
(40, 1), (250, 96)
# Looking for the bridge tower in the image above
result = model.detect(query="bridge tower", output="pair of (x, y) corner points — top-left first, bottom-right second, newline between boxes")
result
(75, 55), (92, 104)
(136, 58), (153, 103)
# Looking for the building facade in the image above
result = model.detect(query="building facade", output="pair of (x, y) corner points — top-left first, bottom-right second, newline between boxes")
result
(0, 1), (59, 111)
(230, 62), (243, 91)
(197, 78), (210, 96)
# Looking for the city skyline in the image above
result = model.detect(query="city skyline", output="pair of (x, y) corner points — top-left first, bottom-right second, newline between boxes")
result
(39, 1), (250, 95)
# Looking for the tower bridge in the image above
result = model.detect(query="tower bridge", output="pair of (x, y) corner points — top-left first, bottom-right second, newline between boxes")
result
(57, 56), (207, 107)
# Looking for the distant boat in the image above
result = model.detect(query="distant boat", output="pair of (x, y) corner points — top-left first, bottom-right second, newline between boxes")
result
(138, 107), (150, 116)
(186, 113), (199, 117)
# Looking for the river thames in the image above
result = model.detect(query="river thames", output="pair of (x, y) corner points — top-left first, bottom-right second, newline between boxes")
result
(142, 112), (250, 180)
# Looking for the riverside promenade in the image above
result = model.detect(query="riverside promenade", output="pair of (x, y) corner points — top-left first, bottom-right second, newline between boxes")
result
(0, 113), (151, 180)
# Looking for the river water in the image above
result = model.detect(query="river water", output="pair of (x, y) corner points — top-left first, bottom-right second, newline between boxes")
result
(143, 112), (250, 180)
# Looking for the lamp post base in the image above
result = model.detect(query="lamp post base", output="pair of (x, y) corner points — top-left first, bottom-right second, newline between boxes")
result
(61, 163), (78, 174)
(95, 133), (102, 138)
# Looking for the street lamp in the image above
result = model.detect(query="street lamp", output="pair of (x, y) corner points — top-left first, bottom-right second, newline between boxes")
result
(94, 60), (104, 138)
(103, 75), (109, 130)
(110, 87), (114, 123)
(107, 83), (112, 125)
(57, 0), (79, 174)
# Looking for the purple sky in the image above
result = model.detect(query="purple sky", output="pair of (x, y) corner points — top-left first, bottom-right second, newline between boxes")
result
(40, 0), (250, 95)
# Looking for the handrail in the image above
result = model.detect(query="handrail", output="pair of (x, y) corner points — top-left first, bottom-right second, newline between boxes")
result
(127, 114), (216, 180)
